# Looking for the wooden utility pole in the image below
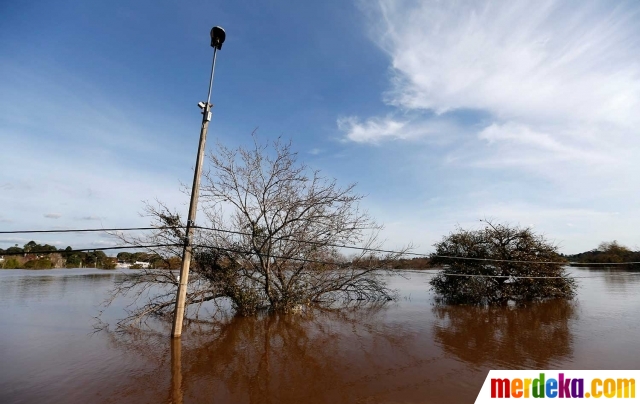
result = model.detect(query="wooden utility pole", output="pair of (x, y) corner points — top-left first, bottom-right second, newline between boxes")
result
(171, 338), (183, 403)
(171, 26), (226, 338)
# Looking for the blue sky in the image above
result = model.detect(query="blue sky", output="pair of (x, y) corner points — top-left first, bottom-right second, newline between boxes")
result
(1, 0), (639, 254)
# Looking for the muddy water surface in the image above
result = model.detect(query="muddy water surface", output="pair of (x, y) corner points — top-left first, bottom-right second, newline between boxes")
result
(1, 268), (639, 403)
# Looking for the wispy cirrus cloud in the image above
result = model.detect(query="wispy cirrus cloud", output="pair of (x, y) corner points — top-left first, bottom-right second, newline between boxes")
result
(379, 1), (639, 124)
(336, 0), (640, 251)
(338, 114), (465, 144)
(345, 0), (640, 159)
(474, 122), (616, 166)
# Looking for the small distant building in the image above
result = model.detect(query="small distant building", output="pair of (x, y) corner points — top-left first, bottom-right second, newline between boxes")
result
(116, 260), (151, 269)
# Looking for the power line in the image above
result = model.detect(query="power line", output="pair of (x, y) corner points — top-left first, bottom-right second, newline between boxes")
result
(0, 225), (429, 257)
(203, 226), (640, 265)
(432, 255), (640, 265)
(1, 243), (638, 279)
(2, 226), (640, 266)
(193, 244), (351, 266)
(0, 244), (178, 256)
(418, 271), (640, 279)
(0, 227), (165, 234)
(191, 226), (429, 257)
(0, 242), (365, 267)
(439, 272), (640, 279)
(0, 239), (356, 267)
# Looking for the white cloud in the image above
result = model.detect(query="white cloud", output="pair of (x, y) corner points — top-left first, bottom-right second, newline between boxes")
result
(347, 0), (640, 155)
(338, 116), (407, 143)
(350, 0), (640, 180)
(372, 0), (640, 128)
(44, 213), (62, 219)
(337, 0), (640, 252)
(475, 122), (615, 165)
(479, 123), (571, 153)
(338, 115), (464, 144)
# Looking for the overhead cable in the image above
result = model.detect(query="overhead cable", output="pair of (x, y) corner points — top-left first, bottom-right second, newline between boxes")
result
(2, 226), (640, 266)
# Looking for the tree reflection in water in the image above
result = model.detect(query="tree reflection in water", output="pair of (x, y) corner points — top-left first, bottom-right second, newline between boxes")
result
(99, 300), (576, 403)
(432, 299), (576, 369)
(102, 307), (483, 404)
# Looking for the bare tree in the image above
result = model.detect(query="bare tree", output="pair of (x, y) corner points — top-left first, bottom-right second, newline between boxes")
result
(105, 135), (408, 327)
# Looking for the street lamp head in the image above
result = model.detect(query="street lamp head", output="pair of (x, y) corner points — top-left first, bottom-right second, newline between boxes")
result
(210, 26), (226, 50)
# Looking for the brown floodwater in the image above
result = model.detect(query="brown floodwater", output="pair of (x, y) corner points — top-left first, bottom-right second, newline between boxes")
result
(0, 267), (639, 403)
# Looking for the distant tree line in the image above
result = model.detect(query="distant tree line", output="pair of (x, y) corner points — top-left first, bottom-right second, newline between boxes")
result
(0, 241), (117, 269)
(352, 240), (640, 272)
(564, 241), (640, 267)
(353, 240), (639, 271)
(3, 237), (637, 272)
(0, 240), (187, 270)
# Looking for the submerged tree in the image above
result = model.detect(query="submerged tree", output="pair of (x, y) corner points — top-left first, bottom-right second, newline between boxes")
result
(106, 136), (407, 326)
(429, 220), (576, 305)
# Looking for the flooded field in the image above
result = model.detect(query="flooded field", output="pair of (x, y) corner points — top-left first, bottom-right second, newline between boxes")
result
(1, 267), (639, 403)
